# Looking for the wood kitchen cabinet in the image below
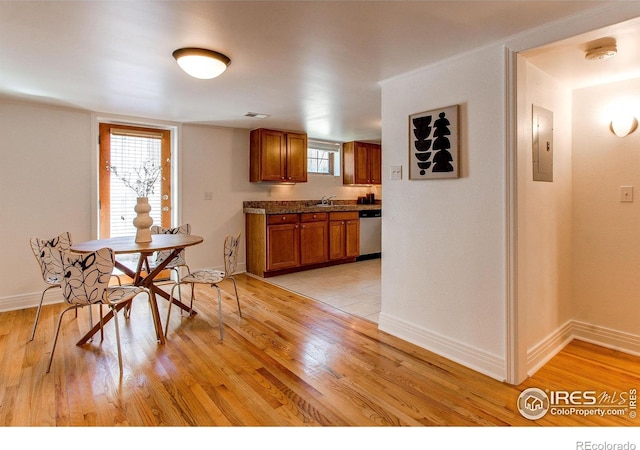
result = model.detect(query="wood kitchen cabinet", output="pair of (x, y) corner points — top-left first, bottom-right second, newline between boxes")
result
(342, 141), (382, 185)
(299, 213), (328, 265)
(245, 209), (358, 277)
(329, 212), (360, 260)
(250, 128), (308, 183)
(266, 214), (299, 271)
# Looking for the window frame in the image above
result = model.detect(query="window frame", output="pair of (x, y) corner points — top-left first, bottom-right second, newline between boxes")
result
(307, 140), (342, 176)
(98, 123), (172, 238)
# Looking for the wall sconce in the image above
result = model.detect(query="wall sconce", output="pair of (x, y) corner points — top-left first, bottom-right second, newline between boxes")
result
(172, 48), (231, 79)
(610, 114), (638, 137)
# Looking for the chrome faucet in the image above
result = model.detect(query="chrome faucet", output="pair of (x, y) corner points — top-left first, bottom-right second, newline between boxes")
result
(321, 195), (336, 206)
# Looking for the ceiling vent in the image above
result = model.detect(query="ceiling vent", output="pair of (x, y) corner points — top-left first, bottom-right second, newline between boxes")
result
(244, 112), (270, 119)
(584, 44), (617, 61)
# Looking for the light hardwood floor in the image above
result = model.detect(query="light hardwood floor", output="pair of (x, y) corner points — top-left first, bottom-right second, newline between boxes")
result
(1, 273), (639, 428)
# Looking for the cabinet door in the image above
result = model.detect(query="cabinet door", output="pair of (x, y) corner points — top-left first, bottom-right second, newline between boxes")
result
(300, 220), (328, 265)
(369, 144), (382, 185)
(267, 223), (299, 270)
(354, 142), (371, 184)
(345, 219), (360, 257)
(329, 220), (346, 260)
(260, 129), (287, 181)
(286, 132), (308, 182)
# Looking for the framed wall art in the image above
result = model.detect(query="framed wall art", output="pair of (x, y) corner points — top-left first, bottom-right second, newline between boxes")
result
(409, 104), (459, 180)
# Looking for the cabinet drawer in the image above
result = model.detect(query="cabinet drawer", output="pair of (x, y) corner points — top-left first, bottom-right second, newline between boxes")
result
(267, 214), (299, 225)
(329, 211), (359, 221)
(300, 212), (327, 223)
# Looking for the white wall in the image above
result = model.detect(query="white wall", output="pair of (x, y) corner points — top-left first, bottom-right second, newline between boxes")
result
(572, 78), (640, 339)
(379, 45), (508, 380)
(0, 101), (370, 312)
(0, 101), (93, 309)
(516, 59), (574, 374)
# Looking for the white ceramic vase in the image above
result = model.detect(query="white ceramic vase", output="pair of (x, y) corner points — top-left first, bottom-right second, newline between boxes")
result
(133, 197), (153, 243)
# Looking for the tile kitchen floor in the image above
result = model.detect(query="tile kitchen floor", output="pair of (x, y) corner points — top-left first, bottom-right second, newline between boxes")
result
(261, 258), (381, 323)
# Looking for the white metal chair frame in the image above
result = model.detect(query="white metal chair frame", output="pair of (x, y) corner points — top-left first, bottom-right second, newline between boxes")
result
(165, 233), (242, 341)
(146, 224), (193, 302)
(46, 247), (150, 374)
(29, 232), (72, 341)
(29, 232), (122, 342)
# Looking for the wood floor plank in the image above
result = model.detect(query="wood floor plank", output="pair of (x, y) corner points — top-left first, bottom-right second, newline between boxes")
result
(1, 273), (639, 427)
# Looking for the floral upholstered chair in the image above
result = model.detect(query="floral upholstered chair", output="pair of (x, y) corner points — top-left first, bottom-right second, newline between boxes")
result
(29, 232), (72, 341)
(29, 232), (122, 341)
(147, 224), (193, 301)
(164, 233), (242, 342)
(46, 247), (150, 374)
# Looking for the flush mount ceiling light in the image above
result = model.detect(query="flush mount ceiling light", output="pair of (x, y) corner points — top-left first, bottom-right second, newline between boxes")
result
(610, 114), (638, 137)
(584, 44), (617, 61)
(172, 48), (231, 79)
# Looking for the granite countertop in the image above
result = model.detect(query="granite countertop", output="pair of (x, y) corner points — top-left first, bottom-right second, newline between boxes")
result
(243, 200), (382, 214)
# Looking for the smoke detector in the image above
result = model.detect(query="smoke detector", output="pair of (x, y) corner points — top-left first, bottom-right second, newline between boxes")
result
(585, 44), (617, 61)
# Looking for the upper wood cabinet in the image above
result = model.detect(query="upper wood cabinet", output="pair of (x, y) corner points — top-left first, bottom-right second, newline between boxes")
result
(342, 141), (382, 185)
(250, 128), (308, 182)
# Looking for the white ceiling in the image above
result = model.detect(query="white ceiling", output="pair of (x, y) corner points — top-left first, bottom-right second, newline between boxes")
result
(1, 1), (638, 142)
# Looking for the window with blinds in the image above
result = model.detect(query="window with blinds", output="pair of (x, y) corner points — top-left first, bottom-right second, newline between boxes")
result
(99, 123), (172, 238)
(307, 139), (341, 175)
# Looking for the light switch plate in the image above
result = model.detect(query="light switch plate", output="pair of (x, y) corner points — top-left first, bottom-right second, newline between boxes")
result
(390, 165), (402, 180)
(620, 186), (633, 202)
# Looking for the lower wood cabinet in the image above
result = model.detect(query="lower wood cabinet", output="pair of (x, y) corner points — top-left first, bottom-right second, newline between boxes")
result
(267, 222), (299, 271)
(329, 212), (360, 260)
(299, 213), (328, 265)
(245, 211), (359, 277)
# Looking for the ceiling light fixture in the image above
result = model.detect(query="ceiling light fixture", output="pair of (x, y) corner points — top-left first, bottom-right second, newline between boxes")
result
(584, 44), (617, 61)
(172, 48), (231, 79)
(610, 114), (638, 137)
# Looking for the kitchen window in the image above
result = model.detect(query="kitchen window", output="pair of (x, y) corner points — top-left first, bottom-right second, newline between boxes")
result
(307, 140), (341, 176)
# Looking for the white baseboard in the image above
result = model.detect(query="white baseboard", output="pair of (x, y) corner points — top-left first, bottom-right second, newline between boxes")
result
(527, 320), (640, 376)
(0, 263), (248, 314)
(0, 289), (64, 313)
(379, 312), (640, 383)
(526, 320), (574, 377)
(378, 312), (507, 381)
(571, 320), (640, 357)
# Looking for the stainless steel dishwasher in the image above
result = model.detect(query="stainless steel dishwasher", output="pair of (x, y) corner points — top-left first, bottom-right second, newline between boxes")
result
(358, 209), (381, 260)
